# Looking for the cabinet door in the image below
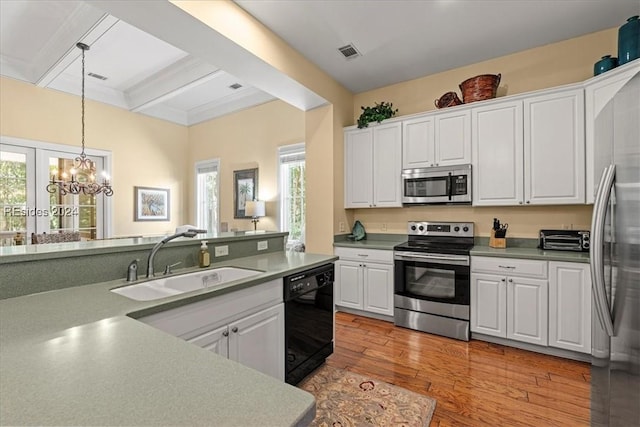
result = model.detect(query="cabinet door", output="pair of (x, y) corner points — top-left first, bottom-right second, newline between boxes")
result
(402, 115), (435, 169)
(435, 109), (471, 166)
(470, 273), (506, 338)
(524, 89), (585, 205)
(472, 100), (524, 206)
(335, 260), (363, 309)
(507, 276), (548, 346)
(363, 262), (393, 316)
(229, 303), (285, 381)
(548, 262), (592, 353)
(372, 122), (402, 207)
(344, 128), (373, 208)
(186, 324), (229, 358)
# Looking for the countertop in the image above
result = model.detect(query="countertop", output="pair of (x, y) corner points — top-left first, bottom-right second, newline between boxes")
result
(333, 234), (590, 263)
(0, 251), (337, 426)
(470, 245), (590, 263)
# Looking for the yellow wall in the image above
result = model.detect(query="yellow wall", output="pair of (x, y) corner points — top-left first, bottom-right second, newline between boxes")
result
(0, 76), (189, 237)
(188, 100), (305, 232)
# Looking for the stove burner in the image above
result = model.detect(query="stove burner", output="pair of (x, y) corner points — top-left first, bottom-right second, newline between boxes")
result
(395, 221), (475, 255)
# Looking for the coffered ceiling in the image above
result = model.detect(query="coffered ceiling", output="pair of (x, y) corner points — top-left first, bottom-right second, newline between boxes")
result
(1, 1), (637, 126)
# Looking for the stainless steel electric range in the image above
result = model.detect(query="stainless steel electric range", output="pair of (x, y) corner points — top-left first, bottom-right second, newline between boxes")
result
(393, 221), (474, 341)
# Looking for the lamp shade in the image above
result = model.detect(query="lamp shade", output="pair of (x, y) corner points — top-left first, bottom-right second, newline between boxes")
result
(245, 200), (265, 217)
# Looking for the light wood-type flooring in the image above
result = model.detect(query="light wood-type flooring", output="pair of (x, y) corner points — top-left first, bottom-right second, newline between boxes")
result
(327, 312), (591, 426)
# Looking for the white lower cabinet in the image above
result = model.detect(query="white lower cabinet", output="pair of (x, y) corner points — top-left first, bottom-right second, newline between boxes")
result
(140, 279), (285, 381)
(548, 261), (592, 354)
(472, 256), (592, 355)
(471, 257), (548, 346)
(335, 247), (394, 317)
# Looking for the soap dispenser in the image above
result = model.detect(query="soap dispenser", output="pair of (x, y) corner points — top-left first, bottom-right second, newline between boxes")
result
(199, 241), (210, 268)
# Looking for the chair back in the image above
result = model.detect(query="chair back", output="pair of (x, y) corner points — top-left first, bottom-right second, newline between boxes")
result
(31, 231), (81, 244)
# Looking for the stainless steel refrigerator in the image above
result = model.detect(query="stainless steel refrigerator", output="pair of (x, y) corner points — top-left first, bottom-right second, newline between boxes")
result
(590, 71), (640, 426)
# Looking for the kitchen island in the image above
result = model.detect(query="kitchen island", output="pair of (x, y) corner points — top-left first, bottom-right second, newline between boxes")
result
(0, 251), (337, 426)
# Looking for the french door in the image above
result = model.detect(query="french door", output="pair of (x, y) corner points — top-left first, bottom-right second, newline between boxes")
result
(0, 138), (110, 245)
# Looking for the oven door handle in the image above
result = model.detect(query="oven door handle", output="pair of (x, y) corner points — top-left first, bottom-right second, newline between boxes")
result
(394, 252), (469, 266)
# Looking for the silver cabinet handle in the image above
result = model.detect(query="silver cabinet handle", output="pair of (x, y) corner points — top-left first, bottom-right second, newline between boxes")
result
(232, 327), (239, 333)
(498, 265), (515, 269)
(222, 330), (229, 337)
(508, 278), (513, 283)
(357, 254), (369, 257)
(590, 164), (616, 336)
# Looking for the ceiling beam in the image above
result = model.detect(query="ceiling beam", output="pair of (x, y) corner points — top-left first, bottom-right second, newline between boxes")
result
(85, 0), (327, 112)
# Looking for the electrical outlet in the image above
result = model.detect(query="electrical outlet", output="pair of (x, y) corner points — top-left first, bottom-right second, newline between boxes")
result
(339, 222), (345, 232)
(214, 245), (229, 257)
(257, 241), (268, 251)
(381, 223), (387, 231)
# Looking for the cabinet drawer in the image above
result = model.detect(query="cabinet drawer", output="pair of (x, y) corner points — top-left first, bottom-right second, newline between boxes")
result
(471, 256), (547, 279)
(334, 247), (393, 264)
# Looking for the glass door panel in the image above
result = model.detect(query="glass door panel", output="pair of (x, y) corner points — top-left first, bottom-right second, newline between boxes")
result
(0, 145), (35, 246)
(38, 149), (104, 240)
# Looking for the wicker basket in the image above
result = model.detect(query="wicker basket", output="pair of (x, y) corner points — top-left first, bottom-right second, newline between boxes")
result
(459, 73), (501, 103)
(434, 91), (463, 109)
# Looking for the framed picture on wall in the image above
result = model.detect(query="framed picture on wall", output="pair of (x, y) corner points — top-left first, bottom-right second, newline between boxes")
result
(233, 168), (258, 218)
(134, 186), (170, 221)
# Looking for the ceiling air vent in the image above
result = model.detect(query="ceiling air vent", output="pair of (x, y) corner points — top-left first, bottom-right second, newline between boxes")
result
(338, 43), (361, 59)
(229, 83), (243, 90)
(87, 72), (107, 81)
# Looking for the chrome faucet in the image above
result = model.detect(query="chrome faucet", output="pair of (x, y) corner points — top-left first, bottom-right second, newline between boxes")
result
(146, 229), (206, 278)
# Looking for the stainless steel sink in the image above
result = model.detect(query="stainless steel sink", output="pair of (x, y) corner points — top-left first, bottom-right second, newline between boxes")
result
(111, 267), (262, 301)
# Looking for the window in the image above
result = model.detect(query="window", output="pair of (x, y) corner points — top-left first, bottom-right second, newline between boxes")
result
(0, 137), (111, 245)
(278, 143), (305, 246)
(195, 159), (220, 234)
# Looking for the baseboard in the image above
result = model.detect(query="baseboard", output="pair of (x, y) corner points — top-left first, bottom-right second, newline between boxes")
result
(335, 306), (394, 323)
(471, 333), (591, 363)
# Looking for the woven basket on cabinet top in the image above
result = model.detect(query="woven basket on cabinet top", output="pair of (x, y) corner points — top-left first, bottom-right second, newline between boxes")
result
(459, 73), (501, 103)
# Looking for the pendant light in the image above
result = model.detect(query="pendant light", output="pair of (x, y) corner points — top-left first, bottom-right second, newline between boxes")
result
(46, 42), (113, 197)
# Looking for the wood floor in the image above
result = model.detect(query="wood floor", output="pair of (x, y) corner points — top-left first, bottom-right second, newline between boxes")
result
(327, 312), (591, 427)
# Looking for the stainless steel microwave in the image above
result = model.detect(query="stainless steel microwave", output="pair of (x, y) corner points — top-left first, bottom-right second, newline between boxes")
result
(402, 164), (472, 205)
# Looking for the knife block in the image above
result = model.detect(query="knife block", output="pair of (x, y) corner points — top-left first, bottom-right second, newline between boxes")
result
(489, 229), (507, 248)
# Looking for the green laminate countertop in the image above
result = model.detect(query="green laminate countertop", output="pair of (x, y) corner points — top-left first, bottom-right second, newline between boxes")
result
(333, 234), (590, 263)
(0, 251), (338, 426)
(471, 236), (590, 263)
(333, 233), (405, 250)
(0, 230), (287, 264)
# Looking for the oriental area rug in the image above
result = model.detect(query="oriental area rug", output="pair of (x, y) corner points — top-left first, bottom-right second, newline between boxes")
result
(298, 364), (436, 427)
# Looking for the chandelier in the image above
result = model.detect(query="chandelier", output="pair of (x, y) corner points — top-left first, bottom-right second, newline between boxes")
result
(47, 43), (113, 197)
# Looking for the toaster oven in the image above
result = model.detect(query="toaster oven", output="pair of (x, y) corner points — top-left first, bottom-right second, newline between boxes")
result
(539, 229), (590, 252)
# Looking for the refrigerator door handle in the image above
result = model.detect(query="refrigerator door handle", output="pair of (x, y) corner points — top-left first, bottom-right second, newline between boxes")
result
(590, 164), (616, 337)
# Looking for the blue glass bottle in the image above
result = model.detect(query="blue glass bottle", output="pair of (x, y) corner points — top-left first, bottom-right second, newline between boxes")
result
(618, 15), (639, 65)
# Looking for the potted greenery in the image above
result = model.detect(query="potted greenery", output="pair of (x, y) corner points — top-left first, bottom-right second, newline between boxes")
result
(357, 101), (398, 128)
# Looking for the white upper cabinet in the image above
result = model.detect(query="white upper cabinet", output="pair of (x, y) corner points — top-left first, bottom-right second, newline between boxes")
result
(402, 110), (471, 169)
(345, 122), (402, 208)
(402, 115), (434, 169)
(472, 100), (524, 206)
(524, 88), (585, 205)
(473, 87), (585, 206)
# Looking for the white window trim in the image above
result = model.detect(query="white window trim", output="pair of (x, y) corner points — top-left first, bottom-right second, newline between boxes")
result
(1, 135), (114, 238)
(278, 142), (305, 246)
(194, 158), (220, 233)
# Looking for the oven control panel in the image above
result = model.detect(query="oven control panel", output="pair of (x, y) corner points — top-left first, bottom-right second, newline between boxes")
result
(283, 263), (334, 300)
(407, 221), (474, 237)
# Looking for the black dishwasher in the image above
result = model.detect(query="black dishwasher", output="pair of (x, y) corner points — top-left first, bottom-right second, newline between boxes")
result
(283, 263), (334, 385)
